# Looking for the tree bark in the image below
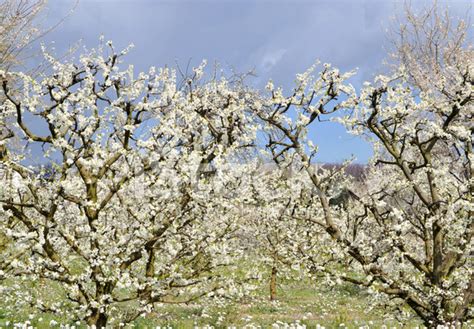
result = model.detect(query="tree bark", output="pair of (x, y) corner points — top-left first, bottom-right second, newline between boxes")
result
(87, 309), (108, 328)
(270, 266), (277, 301)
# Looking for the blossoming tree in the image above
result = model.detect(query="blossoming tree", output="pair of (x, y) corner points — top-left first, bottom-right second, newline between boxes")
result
(253, 9), (473, 325)
(0, 42), (258, 327)
(239, 163), (325, 301)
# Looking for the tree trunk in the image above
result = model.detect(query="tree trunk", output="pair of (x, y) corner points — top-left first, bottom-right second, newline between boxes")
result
(87, 309), (108, 328)
(270, 266), (277, 301)
(423, 317), (463, 329)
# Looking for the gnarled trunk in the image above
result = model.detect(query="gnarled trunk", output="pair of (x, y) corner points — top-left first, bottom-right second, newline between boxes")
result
(86, 309), (108, 328)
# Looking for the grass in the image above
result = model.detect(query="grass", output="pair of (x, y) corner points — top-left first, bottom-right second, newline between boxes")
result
(137, 280), (420, 329)
(0, 269), (429, 328)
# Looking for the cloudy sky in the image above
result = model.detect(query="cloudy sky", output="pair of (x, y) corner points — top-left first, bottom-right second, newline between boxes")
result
(33, 0), (472, 163)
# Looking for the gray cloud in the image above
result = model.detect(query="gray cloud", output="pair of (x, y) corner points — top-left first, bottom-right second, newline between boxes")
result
(29, 0), (472, 163)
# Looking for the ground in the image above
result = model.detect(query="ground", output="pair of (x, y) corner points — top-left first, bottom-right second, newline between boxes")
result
(0, 274), (432, 328)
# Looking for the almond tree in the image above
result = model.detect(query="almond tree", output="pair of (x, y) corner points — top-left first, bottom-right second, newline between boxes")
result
(0, 0), (45, 70)
(254, 7), (473, 325)
(337, 4), (473, 325)
(251, 61), (361, 298)
(239, 164), (323, 301)
(0, 42), (258, 327)
(0, 0), (46, 170)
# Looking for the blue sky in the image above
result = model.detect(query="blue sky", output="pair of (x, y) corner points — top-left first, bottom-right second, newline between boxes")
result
(30, 0), (472, 163)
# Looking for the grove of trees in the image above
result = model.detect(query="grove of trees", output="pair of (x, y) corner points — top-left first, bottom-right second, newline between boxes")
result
(0, 2), (472, 328)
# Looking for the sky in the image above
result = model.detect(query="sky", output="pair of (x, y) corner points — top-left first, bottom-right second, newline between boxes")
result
(29, 0), (473, 163)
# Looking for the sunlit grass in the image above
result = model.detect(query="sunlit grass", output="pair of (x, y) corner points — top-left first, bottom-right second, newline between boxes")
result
(0, 267), (425, 328)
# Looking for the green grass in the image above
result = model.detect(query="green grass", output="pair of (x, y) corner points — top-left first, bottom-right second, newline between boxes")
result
(138, 281), (418, 329)
(0, 272), (428, 328)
